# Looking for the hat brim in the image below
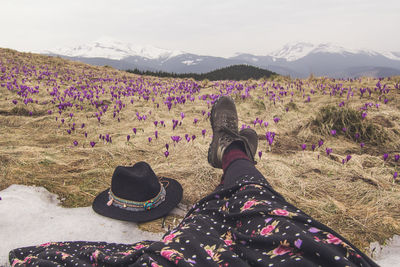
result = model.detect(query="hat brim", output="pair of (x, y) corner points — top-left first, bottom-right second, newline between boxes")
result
(92, 177), (183, 223)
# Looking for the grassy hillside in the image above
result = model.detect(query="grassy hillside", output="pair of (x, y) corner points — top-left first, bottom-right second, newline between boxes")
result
(126, 64), (277, 81)
(1, 47), (400, 254)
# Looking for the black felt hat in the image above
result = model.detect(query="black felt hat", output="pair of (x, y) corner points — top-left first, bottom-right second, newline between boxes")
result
(92, 161), (183, 222)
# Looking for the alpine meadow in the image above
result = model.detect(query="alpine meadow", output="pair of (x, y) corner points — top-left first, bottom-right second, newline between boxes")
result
(1, 47), (400, 257)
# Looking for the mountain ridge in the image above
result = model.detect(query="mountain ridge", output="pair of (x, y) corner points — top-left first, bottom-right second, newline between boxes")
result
(42, 40), (400, 78)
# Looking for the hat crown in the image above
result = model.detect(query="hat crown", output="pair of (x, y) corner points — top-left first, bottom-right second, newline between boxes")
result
(111, 162), (161, 202)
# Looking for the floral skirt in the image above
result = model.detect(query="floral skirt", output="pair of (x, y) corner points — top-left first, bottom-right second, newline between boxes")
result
(9, 160), (378, 266)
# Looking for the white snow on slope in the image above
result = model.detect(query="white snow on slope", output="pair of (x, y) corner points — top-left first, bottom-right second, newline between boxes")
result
(270, 42), (316, 61)
(269, 42), (400, 62)
(44, 37), (184, 60)
(380, 51), (400, 61)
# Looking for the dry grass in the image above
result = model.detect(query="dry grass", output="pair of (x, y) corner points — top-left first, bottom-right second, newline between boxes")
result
(1, 48), (400, 256)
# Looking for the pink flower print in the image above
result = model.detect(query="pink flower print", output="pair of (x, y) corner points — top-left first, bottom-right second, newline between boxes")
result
(206, 249), (214, 257)
(242, 200), (257, 210)
(161, 250), (175, 261)
(273, 209), (289, 216)
(273, 245), (292, 256)
(163, 233), (176, 243)
(151, 262), (161, 267)
(39, 242), (52, 247)
(326, 233), (342, 245)
(92, 250), (100, 263)
(133, 244), (145, 250)
(260, 225), (275, 236)
(224, 239), (233, 246)
(12, 259), (24, 267)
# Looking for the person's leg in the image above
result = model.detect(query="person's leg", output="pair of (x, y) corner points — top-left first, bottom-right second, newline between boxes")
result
(206, 96), (378, 266)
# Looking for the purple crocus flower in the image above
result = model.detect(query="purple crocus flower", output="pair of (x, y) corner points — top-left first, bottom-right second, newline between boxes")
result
(301, 144), (306, 151)
(318, 139), (324, 147)
(155, 131), (158, 139)
(384, 99), (389, 104)
(81, 123), (85, 128)
(127, 135), (130, 141)
(258, 151), (262, 159)
(311, 144), (316, 151)
(202, 129), (206, 137)
(73, 141), (78, 146)
(346, 155), (352, 162)
(193, 118), (198, 124)
(164, 151), (169, 158)
(330, 130), (337, 136)
(273, 117), (280, 123)
(362, 112), (367, 119)
(266, 132), (275, 145)
(148, 137), (152, 143)
(171, 136), (182, 143)
(12, 99), (18, 105)
(166, 143), (169, 150)
(383, 153), (389, 161)
(355, 133), (360, 139)
(394, 172), (398, 179)
(394, 154), (400, 162)
(90, 141), (96, 148)
(180, 112), (185, 119)
(342, 127), (347, 132)
(185, 134), (190, 142)
(84, 132), (88, 138)
(133, 128), (137, 134)
(47, 110), (52, 115)
(264, 122), (269, 127)
(326, 148), (333, 156)
(154, 121), (158, 127)
(192, 135), (196, 141)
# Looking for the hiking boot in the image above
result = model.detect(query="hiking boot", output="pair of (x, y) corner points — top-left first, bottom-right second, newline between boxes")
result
(239, 128), (258, 161)
(207, 96), (255, 168)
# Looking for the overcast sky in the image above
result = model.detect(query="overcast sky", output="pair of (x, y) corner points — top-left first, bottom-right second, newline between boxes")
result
(1, 0), (399, 57)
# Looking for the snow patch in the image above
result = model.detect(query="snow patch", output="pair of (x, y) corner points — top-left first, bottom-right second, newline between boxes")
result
(0, 185), (166, 267)
(182, 60), (196, 66)
(370, 235), (400, 266)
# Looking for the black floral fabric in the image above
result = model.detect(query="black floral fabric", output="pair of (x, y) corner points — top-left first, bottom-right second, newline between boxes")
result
(9, 161), (378, 267)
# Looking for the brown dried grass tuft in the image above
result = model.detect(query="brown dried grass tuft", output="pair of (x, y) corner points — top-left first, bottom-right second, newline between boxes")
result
(1, 48), (400, 255)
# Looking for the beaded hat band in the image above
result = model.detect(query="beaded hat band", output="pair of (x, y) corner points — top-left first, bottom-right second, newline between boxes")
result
(107, 185), (166, 211)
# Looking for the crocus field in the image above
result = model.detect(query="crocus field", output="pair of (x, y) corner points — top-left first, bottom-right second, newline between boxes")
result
(0, 48), (399, 255)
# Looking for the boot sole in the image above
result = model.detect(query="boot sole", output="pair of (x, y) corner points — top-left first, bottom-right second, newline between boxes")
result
(207, 96), (223, 168)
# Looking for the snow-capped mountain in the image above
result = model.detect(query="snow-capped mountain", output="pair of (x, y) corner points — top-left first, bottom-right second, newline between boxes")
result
(269, 42), (400, 62)
(43, 40), (400, 78)
(44, 37), (184, 60)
